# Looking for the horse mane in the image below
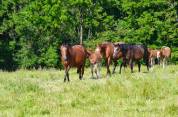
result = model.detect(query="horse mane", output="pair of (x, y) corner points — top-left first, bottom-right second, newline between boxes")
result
(86, 49), (93, 58)
(98, 42), (113, 51)
(161, 46), (168, 49)
(61, 43), (71, 47)
(119, 44), (130, 58)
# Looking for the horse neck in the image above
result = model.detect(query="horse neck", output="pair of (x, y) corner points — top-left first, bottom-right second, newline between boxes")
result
(120, 44), (127, 57)
(95, 48), (103, 58)
(95, 51), (102, 59)
(67, 47), (73, 59)
(100, 45), (107, 55)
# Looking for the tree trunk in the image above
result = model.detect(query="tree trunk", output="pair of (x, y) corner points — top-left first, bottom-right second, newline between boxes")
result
(80, 24), (83, 45)
(79, 8), (83, 45)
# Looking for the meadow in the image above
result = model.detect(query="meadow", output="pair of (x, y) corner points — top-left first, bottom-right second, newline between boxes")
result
(0, 65), (178, 117)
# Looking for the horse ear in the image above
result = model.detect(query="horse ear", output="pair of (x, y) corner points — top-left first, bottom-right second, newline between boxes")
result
(114, 43), (120, 47)
(113, 43), (117, 47)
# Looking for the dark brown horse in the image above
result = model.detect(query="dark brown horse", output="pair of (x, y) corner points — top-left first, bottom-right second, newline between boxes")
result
(113, 43), (149, 73)
(60, 44), (87, 82)
(160, 46), (171, 68)
(86, 50), (102, 79)
(95, 42), (114, 77)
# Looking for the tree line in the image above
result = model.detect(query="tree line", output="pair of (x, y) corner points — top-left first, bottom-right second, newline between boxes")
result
(1, 0), (178, 70)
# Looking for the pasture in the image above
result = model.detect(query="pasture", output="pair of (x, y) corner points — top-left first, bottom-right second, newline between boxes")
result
(0, 65), (178, 117)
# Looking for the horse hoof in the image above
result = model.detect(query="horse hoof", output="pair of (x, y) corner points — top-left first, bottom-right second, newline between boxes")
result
(79, 77), (82, 80)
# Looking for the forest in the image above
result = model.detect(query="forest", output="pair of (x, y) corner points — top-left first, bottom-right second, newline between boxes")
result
(1, 0), (178, 70)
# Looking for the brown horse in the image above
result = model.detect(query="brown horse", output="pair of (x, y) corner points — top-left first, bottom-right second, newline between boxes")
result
(112, 42), (125, 74)
(86, 50), (102, 79)
(113, 43), (149, 73)
(148, 48), (161, 68)
(160, 46), (171, 68)
(60, 44), (87, 82)
(96, 42), (114, 77)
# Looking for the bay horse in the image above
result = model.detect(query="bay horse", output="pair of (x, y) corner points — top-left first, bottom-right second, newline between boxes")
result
(113, 43), (149, 73)
(112, 42), (125, 74)
(96, 42), (114, 77)
(86, 49), (102, 79)
(60, 44), (87, 82)
(148, 48), (161, 68)
(160, 46), (171, 68)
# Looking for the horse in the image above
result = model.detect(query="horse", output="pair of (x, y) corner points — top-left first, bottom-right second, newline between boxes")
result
(60, 44), (87, 82)
(113, 43), (149, 73)
(112, 42), (125, 74)
(160, 46), (171, 68)
(95, 42), (114, 77)
(86, 49), (102, 79)
(148, 48), (161, 68)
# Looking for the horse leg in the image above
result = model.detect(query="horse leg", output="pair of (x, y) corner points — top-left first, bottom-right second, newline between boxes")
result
(78, 65), (85, 80)
(157, 58), (160, 65)
(146, 58), (149, 71)
(94, 66), (98, 79)
(97, 62), (101, 78)
(112, 60), (118, 74)
(163, 58), (165, 68)
(151, 58), (153, 68)
(78, 66), (83, 80)
(166, 58), (168, 66)
(81, 65), (84, 80)
(164, 57), (168, 68)
(130, 60), (134, 73)
(107, 57), (111, 77)
(94, 63), (99, 79)
(67, 71), (70, 82)
(64, 70), (67, 82)
(153, 58), (155, 67)
(64, 66), (70, 82)
(138, 61), (141, 72)
(119, 62), (123, 74)
(91, 64), (94, 78)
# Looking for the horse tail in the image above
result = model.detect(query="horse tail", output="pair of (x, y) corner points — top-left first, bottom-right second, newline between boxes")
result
(143, 45), (149, 66)
(170, 47), (172, 58)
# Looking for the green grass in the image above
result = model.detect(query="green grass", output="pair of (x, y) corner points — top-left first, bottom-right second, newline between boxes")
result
(0, 65), (178, 117)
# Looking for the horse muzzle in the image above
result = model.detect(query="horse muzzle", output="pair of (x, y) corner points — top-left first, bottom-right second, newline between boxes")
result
(113, 53), (117, 58)
(63, 56), (67, 61)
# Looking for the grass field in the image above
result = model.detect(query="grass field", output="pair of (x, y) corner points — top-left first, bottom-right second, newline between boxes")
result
(0, 65), (178, 117)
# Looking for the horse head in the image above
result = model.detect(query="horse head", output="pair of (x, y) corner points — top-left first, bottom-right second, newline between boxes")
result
(60, 44), (70, 61)
(113, 43), (121, 59)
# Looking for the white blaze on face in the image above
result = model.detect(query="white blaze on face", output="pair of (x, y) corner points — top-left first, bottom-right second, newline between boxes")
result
(114, 47), (117, 53)
(113, 47), (118, 57)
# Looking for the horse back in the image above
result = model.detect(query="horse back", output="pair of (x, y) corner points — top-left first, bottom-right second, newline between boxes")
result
(126, 45), (148, 61)
(71, 45), (86, 66)
(105, 43), (114, 58)
(161, 46), (171, 58)
(88, 52), (102, 64)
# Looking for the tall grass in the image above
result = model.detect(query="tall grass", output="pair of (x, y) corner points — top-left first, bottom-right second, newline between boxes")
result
(0, 65), (178, 117)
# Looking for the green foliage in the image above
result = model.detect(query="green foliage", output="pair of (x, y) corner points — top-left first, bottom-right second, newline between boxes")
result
(0, 0), (178, 69)
(42, 46), (58, 68)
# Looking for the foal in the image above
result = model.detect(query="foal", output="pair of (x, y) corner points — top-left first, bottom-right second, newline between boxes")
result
(148, 48), (161, 68)
(87, 50), (102, 79)
(160, 46), (171, 68)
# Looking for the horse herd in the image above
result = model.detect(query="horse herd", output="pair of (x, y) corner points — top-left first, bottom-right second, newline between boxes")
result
(60, 42), (171, 82)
